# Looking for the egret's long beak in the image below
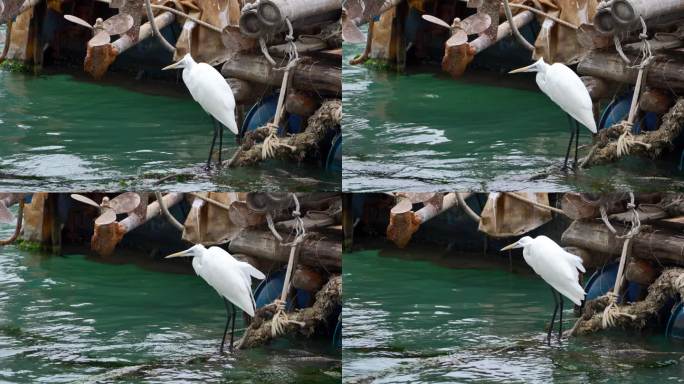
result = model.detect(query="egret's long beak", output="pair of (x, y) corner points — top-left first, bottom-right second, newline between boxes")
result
(165, 249), (192, 259)
(162, 60), (183, 71)
(509, 63), (536, 74)
(500, 242), (520, 251)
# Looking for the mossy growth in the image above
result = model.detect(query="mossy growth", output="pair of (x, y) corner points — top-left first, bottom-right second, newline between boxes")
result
(361, 58), (394, 71)
(15, 239), (43, 251)
(0, 60), (30, 73)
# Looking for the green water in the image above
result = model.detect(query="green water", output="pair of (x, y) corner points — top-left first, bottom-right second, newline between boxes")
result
(0, 70), (338, 191)
(342, 42), (684, 192)
(0, 219), (340, 383)
(343, 249), (684, 383)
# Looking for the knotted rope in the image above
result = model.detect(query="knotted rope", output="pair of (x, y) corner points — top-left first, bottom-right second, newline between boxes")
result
(599, 192), (640, 328)
(259, 17), (300, 159)
(613, 17), (653, 158)
(265, 194), (307, 336)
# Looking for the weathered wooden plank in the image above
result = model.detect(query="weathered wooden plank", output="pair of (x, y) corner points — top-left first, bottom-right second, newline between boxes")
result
(229, 229), (341, 270)
(578, 51), (684, 92)
(221, 54), (341, 95)
(562, 220), (684, 266)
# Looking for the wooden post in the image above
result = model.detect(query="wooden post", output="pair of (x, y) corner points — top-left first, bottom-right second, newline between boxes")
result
(0, 0), (41, 24)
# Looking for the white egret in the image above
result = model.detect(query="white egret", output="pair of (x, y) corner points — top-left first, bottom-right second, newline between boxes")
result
(162, 53), (238, 168)
(501, 235), (586, 344)
(166, 244), (265, 353)
(509, 58), (597, 170)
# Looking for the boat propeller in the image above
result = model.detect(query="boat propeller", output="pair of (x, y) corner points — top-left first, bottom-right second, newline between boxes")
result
(421, 12), (491, 46)
(63, 13), (134, 47)
(70, 192), (141, 225)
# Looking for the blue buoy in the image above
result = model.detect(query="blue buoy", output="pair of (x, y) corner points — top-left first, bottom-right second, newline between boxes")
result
(254, 270), (311, 310)
(240, 93), (303, 137)
(599, 91), (658, 134)
(666, 301), (684, 340)
(326, 133), (342, 173)
(584, 262), (643, 303)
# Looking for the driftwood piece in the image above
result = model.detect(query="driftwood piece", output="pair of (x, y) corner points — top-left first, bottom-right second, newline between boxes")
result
(581, 98), (684, 168)
(578, 51), (684, 92)
(561, 220), (684, 266)
(221, 54), (341, 96)
(227, 99), (341, 168)
(238, 274), (341, 349)
(228, 229), (341, 271)
(560, 193), (628, 220)
(581, 76), (614, 101)
(573, 268), (684, 335)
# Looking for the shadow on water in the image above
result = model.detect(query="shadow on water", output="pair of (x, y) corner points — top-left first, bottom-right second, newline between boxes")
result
(343, 247), (684, 383)
(342, 39), (684, 192)
(0, 68), (338, 191)
(0, 219), (340, 383)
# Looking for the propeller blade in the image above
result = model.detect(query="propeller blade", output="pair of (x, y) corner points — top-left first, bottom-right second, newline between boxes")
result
(88, 30), (111, 47)
(64, 14), (94, 29)
(109, 192), (141, 214)
(461, 13), (491, 35)
(95, 209), (117, 226)
(103, 13), (133, 35)
(446, 30), (469, 46)
(422, 14), (452, 29)
(70, 194), (102, 209)
(342, 18), (366, 43)
(0, 203), (14, 224)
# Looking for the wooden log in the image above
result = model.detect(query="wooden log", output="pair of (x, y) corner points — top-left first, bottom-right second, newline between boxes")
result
(607, 0), (684, 32)
(255, 0), (340, 27)
(561, 220), (684, 266)
(442, 10), (535, 78)
(221, 54), (341, 96)
(226, 78), (259, 104)
(581, 76), (613, 101)
(228, 229), (341, 271)
(563, 246), (615, 269)
(560, 193), (626, 220)
(578, 51), (684, 92)
(625, 258), (658, 286)
(639, 88), (674, 114)
(91, 193), (184, 256)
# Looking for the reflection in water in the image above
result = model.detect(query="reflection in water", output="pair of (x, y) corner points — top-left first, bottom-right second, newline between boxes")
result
(342, 40), (684, 192)
(0, 71), (338, 191)
(0, 220), (340, 383)
(343, 249), (684, 383)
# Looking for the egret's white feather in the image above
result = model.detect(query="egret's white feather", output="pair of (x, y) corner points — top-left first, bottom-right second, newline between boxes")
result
(181, 56), (238, 135)
(191, 246), (263, 316)
(536, 61), (597, 133)
(522, 236), (586, 306)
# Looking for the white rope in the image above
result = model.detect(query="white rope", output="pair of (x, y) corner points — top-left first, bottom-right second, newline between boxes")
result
(268, 193), (307, 336)
(600, 192), (640, 328)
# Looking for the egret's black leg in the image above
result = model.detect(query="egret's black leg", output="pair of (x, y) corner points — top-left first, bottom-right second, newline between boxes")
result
(218, 121), (224, 165)
(229, 304), (236, 352)
(574, 120), (580, 169)
(562, 115), (576, 171)
(220, 298), (231, 354)
(547, 287), (559, 345)
(207, 117), (219, 169)
(558, 293), (564, 341)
